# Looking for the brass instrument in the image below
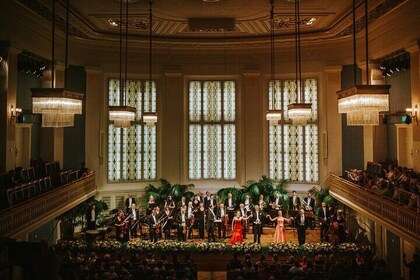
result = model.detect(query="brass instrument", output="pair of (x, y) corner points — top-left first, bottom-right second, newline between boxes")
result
(258, 200), (267, 209)
(302, 200), (313, 211)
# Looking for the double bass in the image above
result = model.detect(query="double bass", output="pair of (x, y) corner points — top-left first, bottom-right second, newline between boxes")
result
(327, 220), (339, 246)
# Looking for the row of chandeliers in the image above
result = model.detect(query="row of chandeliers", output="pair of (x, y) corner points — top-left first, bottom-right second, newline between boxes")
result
(30, 0), (388, 128)
(30, 0), (157, 128)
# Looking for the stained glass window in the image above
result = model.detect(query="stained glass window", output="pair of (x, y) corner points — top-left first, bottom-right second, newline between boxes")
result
(188, 81), (236, 180)
(108, 79), (157, 182)
(268, 78), (318, 183)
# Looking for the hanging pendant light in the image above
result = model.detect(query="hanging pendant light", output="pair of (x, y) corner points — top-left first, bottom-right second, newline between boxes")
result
(287, 0), (312, 126)
(108, 0), (136, 128)
(142, 0), (157, 127)
(337, 0), (390, 126)
(31, 0), (83, 128)
(266, 0), (282, 125)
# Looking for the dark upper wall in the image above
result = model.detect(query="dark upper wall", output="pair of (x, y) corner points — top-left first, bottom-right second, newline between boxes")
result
(341, 65), (364, 173)
(63, 65), (86, 170)
(385, 70), (411, 162)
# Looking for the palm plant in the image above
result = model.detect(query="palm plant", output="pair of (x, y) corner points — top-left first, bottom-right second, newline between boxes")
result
(144, 179), (196, 207)
(216, 187), (242, 204)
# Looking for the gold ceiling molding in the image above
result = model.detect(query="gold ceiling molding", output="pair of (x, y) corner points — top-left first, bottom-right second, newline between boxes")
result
(15, 0), (408, 48)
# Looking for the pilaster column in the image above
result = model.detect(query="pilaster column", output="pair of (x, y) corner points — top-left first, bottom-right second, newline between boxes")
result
(163, 72), (183, 183)
(359, 61), (387, 166)
(39, 63), (65, 165)
(85, 67), (104, 189)
(323, 66), (342, 177)
(406, 41), (420, 172)
(374, 222), (385, 259)
(243, 71), (262, 182)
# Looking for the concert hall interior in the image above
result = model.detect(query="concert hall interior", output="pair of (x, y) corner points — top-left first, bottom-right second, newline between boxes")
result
(0, 0), (420, 279)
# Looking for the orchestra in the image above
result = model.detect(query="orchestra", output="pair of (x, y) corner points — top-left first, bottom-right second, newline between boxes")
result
(107, 191), (348, 245)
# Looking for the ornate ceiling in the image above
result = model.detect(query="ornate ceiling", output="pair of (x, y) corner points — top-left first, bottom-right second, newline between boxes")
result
(15, 0), (407, 48)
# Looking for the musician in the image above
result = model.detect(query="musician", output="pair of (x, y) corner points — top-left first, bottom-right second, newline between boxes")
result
(162, 206), (174, 240)
(176, 206), (189, 241)
(203, 191), (211, 207)
(258, 194), (267, 211)
(224, 193), (236, 210)
(155, 206), (163, 238)
(164, 195), (176, 212)
(187, 201), (196, 239)
(217, 203), (228, 238)
(294, 209), (309, 245)
(271, 193), (284, 210)
(239, 204), (248, 239)
(192, 195), (200, 209)
(243, 194), (252, 213)
(86, 205), (96, 230)
(147, 208), (159, 242)
(206, 194), (217, 210)
(115, 211), (129, 242)
(147, 195), (156, 215)
(196, 202), (206, 239)
(128, 204), (140, 238)
(206, 204), (217, 242)
(289, 191), (301, 211)
(317, 202), (331, 242)
(252, 205), (264, 244)
(333, 210), (346, 243)
(125, 193), (136, 213)
(302, 192), (315, 213)
(177, 196), (187, 210)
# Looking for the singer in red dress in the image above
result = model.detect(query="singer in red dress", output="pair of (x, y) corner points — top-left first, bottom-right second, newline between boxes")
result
(230, 211), (250, 244)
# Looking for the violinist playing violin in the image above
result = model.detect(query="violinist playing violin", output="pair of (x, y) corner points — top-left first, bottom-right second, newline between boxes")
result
(147, 208), (159, 242)
(176, 206), (189, 241)
(217, 203), (228, 238)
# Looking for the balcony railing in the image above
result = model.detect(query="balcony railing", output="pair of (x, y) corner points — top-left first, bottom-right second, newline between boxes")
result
(0, 173), (97, 238)
(329, 174), (420, 242)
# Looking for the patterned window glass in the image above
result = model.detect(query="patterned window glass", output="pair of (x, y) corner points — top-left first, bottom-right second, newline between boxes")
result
(268, 78), (318, 183)
(188, 80), (236, 180)
(108, 79), (157, 182)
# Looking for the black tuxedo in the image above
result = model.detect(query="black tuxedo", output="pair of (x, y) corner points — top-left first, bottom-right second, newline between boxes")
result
(317, 207), (331, 242)
(252, 210), (264, 244)
(128, 208), (140, 237)
(147, 214), (159, 242)
(205, 198), (217, 209)
(176, 212), (189, 241)
(303, 197), (315, 212)
(289, 196), (301, 211)
(294, 213), (309, 245)
(204, 196), (211, 207)
(224, 198), (236, 210)
(86, 208), (96, 230)
(271, 197), (284, 210)
(206, 209), (216, 242)
(125, 197), (136, 211)
(177, 200), (187, 211)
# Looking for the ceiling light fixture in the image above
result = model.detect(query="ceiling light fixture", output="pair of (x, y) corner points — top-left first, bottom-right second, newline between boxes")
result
(31, 0), (83, 128)
(336, 0), (390, 126)
(266, 0), (282, 125)
(287, 0), (312, 126)
(142, 0), (157, 127)
(108, 0), (136, 128)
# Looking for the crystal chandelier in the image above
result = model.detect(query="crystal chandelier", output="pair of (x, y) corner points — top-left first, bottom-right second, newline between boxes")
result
(31, 0), (83, 128)
(143, 0), (158, 127)
(108, 0), (136, 128)
(337, 0), (390, 126)
(266, 0), (281, 125)
(287, 0), (312, 126)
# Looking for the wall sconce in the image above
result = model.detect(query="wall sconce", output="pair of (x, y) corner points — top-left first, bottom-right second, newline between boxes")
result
(10, 105), (22, 122)
(406, 104), (418, 125)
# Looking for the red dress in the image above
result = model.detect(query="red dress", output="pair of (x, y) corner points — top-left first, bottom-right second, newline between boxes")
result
(230, 219), (244, 244)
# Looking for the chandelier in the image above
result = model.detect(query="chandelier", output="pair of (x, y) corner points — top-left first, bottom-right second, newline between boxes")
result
(266, 0), (281, 125)
(287, 0), (312, 126)
(143, 0), (157, 127)
(108, 0), (136, 128)
(337, 0), (390, 126)
(31, 0), (83, 127)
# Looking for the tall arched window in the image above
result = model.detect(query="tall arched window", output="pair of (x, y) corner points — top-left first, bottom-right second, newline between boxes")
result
(188, 80), (236, 180)
(269, 78), (318, 182)
(108, 79), (157, 182)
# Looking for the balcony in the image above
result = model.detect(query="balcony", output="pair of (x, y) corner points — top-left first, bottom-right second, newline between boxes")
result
(329, 174), (420, 247)
(0, 173), (97, 238)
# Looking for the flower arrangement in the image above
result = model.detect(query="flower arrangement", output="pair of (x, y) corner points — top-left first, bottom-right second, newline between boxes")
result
(337, 242), (370, 254)
(91, 240), (121, 251)
(302, 242), (334, 255)
(56, 240), (87, 251)
(195, 242), (226, 253)
(268, 242), (299, 254)
(230, 242), (261, 253)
